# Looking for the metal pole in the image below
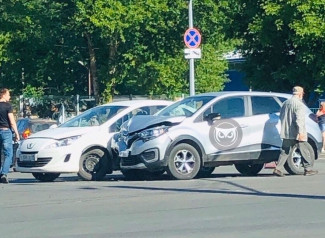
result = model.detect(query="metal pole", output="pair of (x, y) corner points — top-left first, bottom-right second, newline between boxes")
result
(188, 0), (195, 96)
(88, 69), (91, 97)
(189, 0), (193, 28)
(76, 94), (80, 115)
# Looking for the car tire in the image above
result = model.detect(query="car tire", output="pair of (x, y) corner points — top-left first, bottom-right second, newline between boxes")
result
(32, 172), (60, 182)
(196, 167), (215, 178)
(78, 149), (108, 181)
(284, 143), (315, 175)
(234, 163), (264, 176)
(166, 143), (201, 180)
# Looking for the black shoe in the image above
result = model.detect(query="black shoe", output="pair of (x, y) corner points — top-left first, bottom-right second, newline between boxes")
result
(0, 174), (9, 184)
(304, 170), (318, 176)
(273, 169), (285, 177)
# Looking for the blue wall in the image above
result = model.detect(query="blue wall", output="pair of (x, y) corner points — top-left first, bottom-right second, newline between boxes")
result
(224, 70), (249, 91)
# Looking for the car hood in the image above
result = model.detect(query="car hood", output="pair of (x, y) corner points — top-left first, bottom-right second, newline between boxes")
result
(28, 127), (96, 139)
(124, 115), (186, 134)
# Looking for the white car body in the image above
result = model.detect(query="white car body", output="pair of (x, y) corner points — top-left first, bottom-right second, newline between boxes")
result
(16, 100), (172, 180)
(112, 92), (322, 180)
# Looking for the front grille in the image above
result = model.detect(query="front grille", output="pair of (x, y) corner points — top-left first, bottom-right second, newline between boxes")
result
(121, 155), (142, 166)
(17, 157), (52, 167)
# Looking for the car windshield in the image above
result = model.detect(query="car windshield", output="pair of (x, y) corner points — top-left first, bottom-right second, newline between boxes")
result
(157, 96), (214, 117)
(60, 105), (127, 127)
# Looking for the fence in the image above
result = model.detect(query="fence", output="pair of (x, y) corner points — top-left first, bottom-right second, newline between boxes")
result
(11, 94), (178, 123)
(11, 95), (97, 123)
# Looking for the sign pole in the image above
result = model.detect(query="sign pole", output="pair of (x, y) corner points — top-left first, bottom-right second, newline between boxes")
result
(188, 0), (195, 96)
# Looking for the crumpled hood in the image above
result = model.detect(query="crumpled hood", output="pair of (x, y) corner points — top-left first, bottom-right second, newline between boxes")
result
(29, 127), (95, 139)
(123, 115), (185, 134)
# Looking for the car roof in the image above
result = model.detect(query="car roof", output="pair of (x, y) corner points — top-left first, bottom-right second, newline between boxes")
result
(98, 99), (173, 107)
(195, 91), (291, 98)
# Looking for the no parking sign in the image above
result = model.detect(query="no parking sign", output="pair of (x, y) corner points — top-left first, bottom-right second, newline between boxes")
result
(184, 28), (201, 49)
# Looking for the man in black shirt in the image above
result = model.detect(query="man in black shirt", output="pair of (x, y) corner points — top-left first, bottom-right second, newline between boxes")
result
(0, 88), (20, 183)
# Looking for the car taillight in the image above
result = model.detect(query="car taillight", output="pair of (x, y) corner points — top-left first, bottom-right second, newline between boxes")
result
(22, 128), (31, 139)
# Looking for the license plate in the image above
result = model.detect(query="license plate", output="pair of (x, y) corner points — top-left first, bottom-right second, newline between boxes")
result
(119, 150), (130, 157)
(20, 154), (37, 161)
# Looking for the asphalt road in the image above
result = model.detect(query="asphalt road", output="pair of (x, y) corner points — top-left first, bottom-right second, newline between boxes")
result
(1, 157), (325, 238)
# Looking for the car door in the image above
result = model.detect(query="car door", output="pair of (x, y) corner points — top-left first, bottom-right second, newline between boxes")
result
(245, 95), (283, 161)
(194, 96), (251, 163)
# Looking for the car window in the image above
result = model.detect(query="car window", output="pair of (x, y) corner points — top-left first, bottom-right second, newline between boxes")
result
(251, 96), (281, 115)
(204, 96), (245, 119)
(17, 119), (28, 133)
(60, 105), (127, 127)
(278, 97), (287, 103)
(158, 96), (214, 117)
(31, 123), (55, 133)
(110, 114), (130, 133)
(109, 105), (170, 132)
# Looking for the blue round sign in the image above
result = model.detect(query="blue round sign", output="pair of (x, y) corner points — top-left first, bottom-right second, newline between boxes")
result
(184, 28), (201, 49)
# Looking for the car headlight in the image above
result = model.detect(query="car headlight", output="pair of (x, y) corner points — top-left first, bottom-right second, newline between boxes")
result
(45, 135), (81, 149)
(138, 126), (169, 141)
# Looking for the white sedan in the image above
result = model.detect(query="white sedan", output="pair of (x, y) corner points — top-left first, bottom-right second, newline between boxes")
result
(15, 100), (172, 181)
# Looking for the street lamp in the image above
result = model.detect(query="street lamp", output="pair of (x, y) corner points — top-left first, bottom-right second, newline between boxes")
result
(78, 61), (91, 97)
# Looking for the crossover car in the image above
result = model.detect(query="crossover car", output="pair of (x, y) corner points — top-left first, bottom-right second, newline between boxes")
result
(111, 91), (322, 180)
(15, 100), (172, 182)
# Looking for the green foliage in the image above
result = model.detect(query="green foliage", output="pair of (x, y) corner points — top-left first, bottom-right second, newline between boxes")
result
(196, 44), (230, 93)
(224, 0), (325, 104)
(22, 84), (44, 98)
(1, 0), (232, 99)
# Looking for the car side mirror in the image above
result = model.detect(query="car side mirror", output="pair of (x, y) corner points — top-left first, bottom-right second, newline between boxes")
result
(49, 124), (58, 129)
(204, 113), (221, 121)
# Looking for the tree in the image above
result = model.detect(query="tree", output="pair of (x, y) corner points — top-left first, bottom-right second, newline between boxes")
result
(1, 0), (233, 101)
(224, 0), (325, 104)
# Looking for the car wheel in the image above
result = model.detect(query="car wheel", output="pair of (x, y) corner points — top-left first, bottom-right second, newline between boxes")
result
(284, 143), (315, 175)
(78, 149), (108, 181)
(32, 173), (60, 182)
(196, 167), (215, 178)
(234, 163), (264, 176)
(166, 143), (201, 180)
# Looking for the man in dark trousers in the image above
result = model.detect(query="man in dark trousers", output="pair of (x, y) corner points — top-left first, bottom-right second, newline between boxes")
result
(273, 86), (318, 177)
(0, 88), (20, 183)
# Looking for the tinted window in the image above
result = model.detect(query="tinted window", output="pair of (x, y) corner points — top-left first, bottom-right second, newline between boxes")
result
(204, 97), (245, 119)
(251, 96), (281, 115)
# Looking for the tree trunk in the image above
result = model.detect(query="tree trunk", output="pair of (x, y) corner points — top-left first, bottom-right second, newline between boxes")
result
(108, 37), (118, 97)
(85, 32), (99, 103)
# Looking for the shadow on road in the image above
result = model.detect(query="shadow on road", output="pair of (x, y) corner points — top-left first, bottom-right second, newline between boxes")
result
(109, 181), (325, 201)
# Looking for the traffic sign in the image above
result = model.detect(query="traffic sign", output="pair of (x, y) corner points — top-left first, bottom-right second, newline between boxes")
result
(184, 28), (201, 49)
(184, 48), (201, 59)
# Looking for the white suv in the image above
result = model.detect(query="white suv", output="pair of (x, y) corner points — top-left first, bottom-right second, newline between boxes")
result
(16, 100), (172, 181)
(112, 92), (322, 180)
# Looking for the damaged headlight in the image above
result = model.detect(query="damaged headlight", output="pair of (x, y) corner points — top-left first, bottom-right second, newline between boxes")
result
(138, 126), (169, 141)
